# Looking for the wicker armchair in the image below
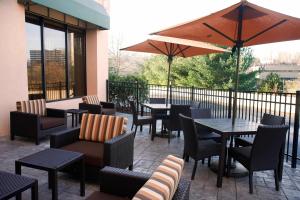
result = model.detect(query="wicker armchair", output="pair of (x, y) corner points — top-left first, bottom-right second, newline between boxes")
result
(86, 167), (191, 200)
(79, 95), (116, 115)
(10, 99), (67, 145)
(50, 114), (134, 176)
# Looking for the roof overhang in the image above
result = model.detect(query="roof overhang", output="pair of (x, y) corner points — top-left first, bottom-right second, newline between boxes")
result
(21, 0), (110, 29)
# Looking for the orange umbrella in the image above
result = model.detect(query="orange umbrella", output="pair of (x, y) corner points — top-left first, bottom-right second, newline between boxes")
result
(121, 35), (228, 105)
(153, 0), (300, 123)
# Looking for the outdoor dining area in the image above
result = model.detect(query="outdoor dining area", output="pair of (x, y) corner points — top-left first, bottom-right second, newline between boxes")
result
(1, 0), (300, 200)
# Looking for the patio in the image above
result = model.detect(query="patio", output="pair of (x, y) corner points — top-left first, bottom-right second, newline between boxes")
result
(0, 113), (299, 200)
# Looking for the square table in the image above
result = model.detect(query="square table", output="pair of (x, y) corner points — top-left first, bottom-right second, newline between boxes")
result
(194, 118), (259, 188)
(15, 148), (85, 200)
(141, 103), (171, 140)
(66, 109), (88, 127)
(0, 171), (38, 200)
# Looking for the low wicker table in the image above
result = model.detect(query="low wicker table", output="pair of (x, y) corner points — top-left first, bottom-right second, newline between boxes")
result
(15, 148), (85, 200)
(0, 170), (38, 200)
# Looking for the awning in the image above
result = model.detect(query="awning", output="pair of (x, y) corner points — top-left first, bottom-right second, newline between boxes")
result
(29, 0), (110, 29)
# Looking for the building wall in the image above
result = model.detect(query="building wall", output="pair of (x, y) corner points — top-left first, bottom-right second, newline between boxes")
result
(0, 0), (28, 136)
(0, 0), (109, 136)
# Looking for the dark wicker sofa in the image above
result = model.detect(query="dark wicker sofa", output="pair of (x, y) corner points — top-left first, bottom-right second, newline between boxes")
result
(10, 99), (67, 145)
(50, 116), (134, 176)
(79, 95), (116, 115)
(86, 167), (191, 200)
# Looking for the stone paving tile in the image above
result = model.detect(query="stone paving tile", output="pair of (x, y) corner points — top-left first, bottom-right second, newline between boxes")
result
(0, 113), (300, 199)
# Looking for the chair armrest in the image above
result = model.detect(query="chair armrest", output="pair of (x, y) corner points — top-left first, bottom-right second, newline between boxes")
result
(100, 101), (115, 109)
(10, 111), (39, 137)
(104, 132), (134, 168)
(46, 108), (66, 118)
(50, 127), (80, 148)
(173, 179), (191, 200)
(79, 103), (102, 114)
(99, 166), (150, 198)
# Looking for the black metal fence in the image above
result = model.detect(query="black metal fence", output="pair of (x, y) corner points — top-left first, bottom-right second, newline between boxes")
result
(107, 80), (300, 168)
(28, 82), (74, 101)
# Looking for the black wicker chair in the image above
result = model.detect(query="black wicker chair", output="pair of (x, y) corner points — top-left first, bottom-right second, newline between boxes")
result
(227, 125), (289, 193)
(86, 167), (191, 200)
(10, 100), (67, 145)
(179, 114), (221, 180)
(129, 100), (152, 137)
(50, 125), (134, 177)
(235, 113), (285, 147)
(79, 95), (116, 115)
(163, 104), (191, 143)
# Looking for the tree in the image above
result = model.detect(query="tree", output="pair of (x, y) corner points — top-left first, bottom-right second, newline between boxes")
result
(141, 47), (258, 90)
(258, 73), (283, 93)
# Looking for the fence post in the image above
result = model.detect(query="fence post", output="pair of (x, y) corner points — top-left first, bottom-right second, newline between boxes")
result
(136, 81), (139, 113)
(191, 86), (195, 103)
(170, 84), (172, 104)
(59, 82), (62, 99)
(106, 80), (109, 102)
(228, 88), (233, 119)
(292, 90), (300, 168)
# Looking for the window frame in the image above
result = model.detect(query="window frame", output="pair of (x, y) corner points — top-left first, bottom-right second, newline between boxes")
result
(25, 13), (87, 102)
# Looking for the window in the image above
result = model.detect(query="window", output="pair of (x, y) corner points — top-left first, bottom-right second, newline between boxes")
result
(25, 15), (86, 101)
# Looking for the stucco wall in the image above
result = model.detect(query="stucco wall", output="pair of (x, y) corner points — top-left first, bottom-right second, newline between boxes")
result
(0, 0), (28, 136)
(0, 0), (110, 136)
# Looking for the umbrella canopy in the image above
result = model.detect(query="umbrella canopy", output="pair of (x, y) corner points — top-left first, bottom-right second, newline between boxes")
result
(153, 0), (300, 124)
(121, 35), (227, 57)
(153, 1), (300, 47)
(121, 35), (227, 105)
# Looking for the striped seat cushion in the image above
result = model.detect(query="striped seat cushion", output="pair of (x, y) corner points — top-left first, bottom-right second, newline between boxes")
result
(133, 155), (184, 200)
(79, 114), (128, 142)
(16, 99), (46, 116)
(82, 95), (100, 105)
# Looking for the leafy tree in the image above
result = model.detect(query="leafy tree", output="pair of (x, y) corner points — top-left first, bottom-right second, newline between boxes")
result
(258, 73), (283, 93)
(141, 47), (258, 91)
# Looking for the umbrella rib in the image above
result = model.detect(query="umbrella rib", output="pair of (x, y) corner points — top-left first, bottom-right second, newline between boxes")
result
(203, 23), (235, 43)
(172, 44), (181, 56)
(148, 41), (168, 56)
(175, 45), (189, 57)
(244, 19), (287, 43)
(164, 42), (171, 55)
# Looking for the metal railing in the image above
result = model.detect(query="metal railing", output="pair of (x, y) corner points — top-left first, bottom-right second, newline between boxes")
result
(107, 80), (300, 168)
(28, 82), (74, 101)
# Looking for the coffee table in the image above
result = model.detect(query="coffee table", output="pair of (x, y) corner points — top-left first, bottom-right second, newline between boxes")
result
(66, 109), (88, 127)
(0, 171), (38, 200)
(15, 148), (85, 200)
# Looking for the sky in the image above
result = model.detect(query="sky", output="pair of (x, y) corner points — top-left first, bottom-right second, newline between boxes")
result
(110, 0), (300, 63)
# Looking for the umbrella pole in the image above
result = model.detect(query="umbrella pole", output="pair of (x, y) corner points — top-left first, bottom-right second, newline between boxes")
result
(166, 56), (173, 106)
(232, 46), (241, 125)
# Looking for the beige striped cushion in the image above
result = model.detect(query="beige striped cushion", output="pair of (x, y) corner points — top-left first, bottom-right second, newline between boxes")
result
(133, 155), (184, 200)
(79, 114), (127, 142)
(82, 95), (100, 105)
(16, 99), (46, 116)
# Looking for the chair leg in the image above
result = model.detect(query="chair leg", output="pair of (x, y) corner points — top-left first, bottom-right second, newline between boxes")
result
(208, 157), (211, 167)
(10, 133), (14, 141)
(249, 171), (253, 194)
(274, 169), (279, 191)
(168, 130), (171, 144)
(182, 148), (185, 159)
(134, 126), (138, 137)
(227, 154), (232, 177)
(202, 159), (205, 164)
(131, 123), (134, 131)
(35, 138), (40, 145)
(149, 124), (152, 134)
(191, 160), (198, 180)
(129, 164), (133, 171)
(177, 130), (180, 137)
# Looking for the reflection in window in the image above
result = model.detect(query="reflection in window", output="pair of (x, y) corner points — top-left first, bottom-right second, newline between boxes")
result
(44, 27), (67, 100)
(26, 22), (43, 100)
(68, 30), (86, 97)
(25, 16), (86, 101)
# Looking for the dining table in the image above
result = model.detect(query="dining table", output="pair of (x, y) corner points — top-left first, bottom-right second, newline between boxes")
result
(194, 118), (260, 187)
(140, 103), (171, 140)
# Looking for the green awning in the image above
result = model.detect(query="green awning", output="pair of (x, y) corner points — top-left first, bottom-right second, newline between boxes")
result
(31, 0), (110, 29)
